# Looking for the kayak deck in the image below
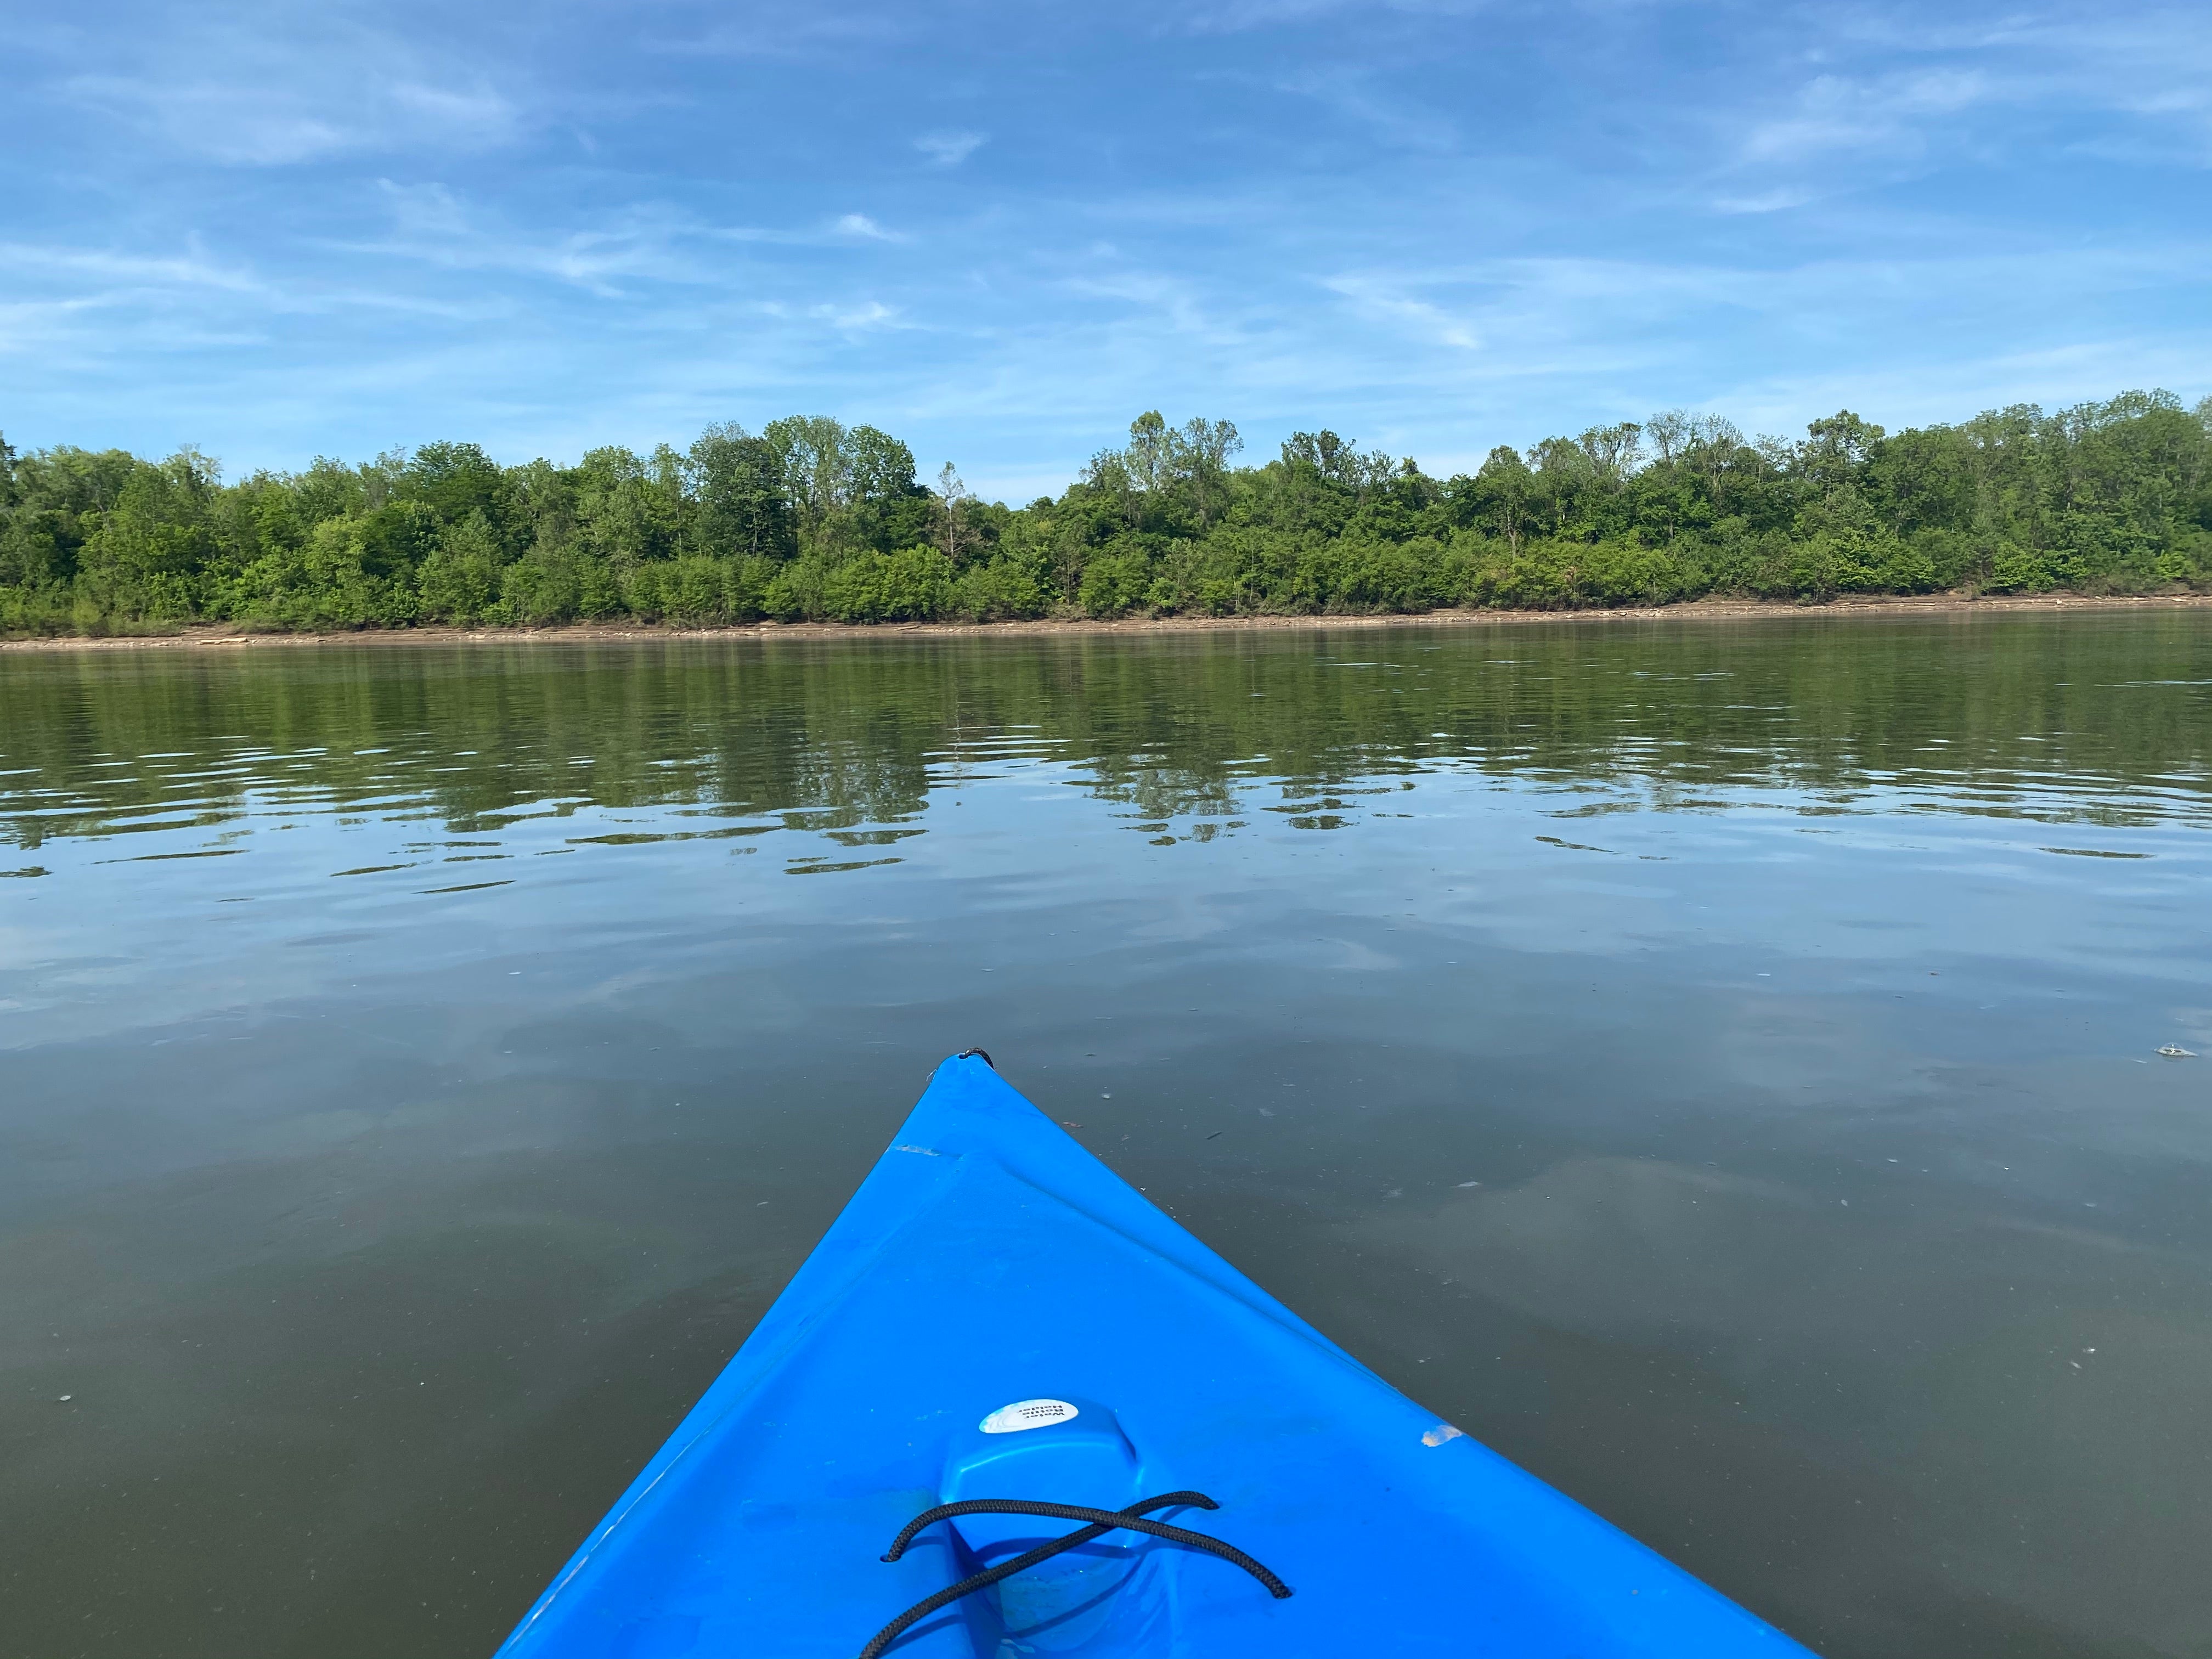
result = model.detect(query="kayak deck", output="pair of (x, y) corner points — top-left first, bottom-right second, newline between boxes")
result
(496, 1054), (1810, 1657)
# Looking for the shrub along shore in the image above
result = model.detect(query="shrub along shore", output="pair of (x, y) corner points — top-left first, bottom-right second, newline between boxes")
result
(4, 393), (2209, 639)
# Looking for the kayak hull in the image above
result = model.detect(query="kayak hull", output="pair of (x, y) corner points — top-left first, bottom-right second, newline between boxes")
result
(496, 1054), (1812, 1657)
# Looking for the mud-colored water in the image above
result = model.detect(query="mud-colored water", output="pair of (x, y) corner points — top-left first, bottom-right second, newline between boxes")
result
(4, 611), (2210, 1658)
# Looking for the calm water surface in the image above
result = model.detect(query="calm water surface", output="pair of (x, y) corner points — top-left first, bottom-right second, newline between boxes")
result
(4, 613), (2211, 1659)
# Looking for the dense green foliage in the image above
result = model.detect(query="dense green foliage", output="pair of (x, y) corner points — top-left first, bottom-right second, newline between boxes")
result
(5, 392), (2209, 636)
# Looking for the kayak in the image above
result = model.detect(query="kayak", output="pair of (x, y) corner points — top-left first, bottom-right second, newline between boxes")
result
(496, 1051), (1813, 1657)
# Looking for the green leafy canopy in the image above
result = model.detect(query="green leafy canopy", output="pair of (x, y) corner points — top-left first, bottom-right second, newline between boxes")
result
(4, 394), (2208, 637)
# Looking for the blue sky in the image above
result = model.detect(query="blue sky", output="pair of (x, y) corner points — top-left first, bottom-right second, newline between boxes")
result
(3, 0), (2208, 500)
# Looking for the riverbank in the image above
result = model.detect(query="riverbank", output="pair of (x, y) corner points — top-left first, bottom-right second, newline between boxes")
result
(4, 590), (2209, 652)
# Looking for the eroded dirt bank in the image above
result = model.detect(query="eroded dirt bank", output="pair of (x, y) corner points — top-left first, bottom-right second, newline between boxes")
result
(5, 591), (2210, 652)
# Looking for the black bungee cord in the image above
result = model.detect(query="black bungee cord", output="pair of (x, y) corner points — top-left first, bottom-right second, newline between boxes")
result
(857, 1490), (1290, 1659)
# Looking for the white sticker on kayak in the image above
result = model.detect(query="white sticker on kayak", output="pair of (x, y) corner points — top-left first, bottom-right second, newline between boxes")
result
(980, 1398), (1080, 1435)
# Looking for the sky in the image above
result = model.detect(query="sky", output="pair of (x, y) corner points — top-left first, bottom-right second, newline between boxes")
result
(3, 0), (2209, 500)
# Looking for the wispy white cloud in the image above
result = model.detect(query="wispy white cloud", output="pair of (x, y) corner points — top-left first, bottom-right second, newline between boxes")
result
(385, 78), (517, 138)
(4, 0), (2208, 491)
(799, 300), (902, 332)
(375, 181), (471, 239)
(0, 229), (516, 347)
(1323, 273), (1481, 348)
(346, 190), (734, 297)
(1711, 188), (1820, 216)
(1176, 0), (1485, 36)
(1708, 331), (2212, 444)
(648, 5), (910, 61)
(0, 242), (269, 295)
(326, 185), (915, 301)
(1270, 66), (1460, 151)
(1179, 0), (1355, 29)
(915, 129), (986, 166)
(2002, 9), (2212, 159)
(1708, 2), (2212, 205)
(57, 53), (520, 166)
(1741, 68), (1990, 166)
(833, 213), (900, 242)
(1059, 266), (1227, 345)
(0, 295), (117, 360)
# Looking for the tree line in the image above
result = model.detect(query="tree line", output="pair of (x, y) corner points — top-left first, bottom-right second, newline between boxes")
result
(3, 392), (2209, 637)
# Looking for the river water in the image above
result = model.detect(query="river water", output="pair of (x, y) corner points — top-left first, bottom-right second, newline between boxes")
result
(3, 611), (2210, 1658)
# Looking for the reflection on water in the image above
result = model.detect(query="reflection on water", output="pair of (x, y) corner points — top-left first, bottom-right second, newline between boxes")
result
(7, 618), (2212, 861)
(4, 612), (2211, 1659)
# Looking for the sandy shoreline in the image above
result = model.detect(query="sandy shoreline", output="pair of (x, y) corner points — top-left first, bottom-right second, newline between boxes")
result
(4, 591), (2209, 653)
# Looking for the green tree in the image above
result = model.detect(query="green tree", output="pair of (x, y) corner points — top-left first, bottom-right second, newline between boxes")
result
(9, 386), (2212, 641)
(416, 510), (503, 624)
(400, 442), (512, 539)
(687, 425), (794, 560)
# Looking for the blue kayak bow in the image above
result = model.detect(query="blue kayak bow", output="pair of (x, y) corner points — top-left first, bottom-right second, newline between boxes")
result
(496, 1052), (1813, 1657)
